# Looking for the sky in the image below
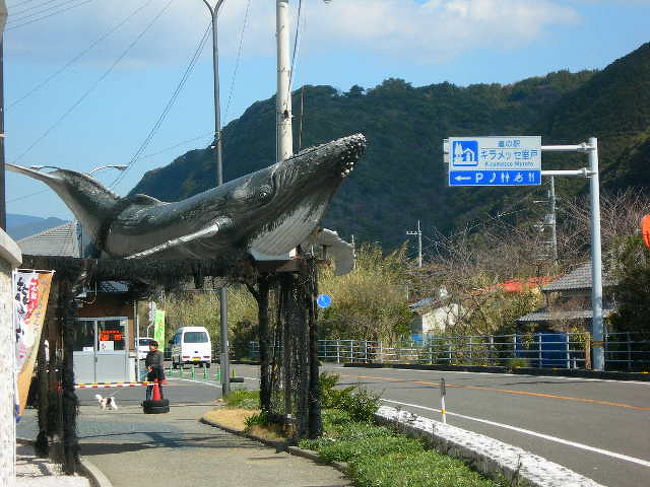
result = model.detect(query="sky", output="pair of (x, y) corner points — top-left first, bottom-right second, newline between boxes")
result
(3, 0), (650, 220)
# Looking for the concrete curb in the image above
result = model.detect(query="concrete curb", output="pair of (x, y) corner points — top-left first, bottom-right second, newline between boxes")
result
(375, 406), (604, 487)
(77, 457), (113, 487)
(199, 416), (349, 474)
(343, 362), (650, 381)
(17, 438), (111, 487)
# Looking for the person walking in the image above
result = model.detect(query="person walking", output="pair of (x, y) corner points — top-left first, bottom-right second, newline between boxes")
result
(145, 340), (165, 401)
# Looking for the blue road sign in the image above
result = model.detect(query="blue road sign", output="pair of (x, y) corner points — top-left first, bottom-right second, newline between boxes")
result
(449, 170), (541, 186)
(446, 136), (542, 187)
(317, 294), (332, 308)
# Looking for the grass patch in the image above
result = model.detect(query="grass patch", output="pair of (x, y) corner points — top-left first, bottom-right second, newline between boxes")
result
(299, 410), (504, 487)
(222, 389), (259, 409)
(352, 450), (502, 487)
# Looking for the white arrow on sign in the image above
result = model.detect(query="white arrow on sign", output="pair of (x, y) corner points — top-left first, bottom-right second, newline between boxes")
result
(454, 175), (472, 182)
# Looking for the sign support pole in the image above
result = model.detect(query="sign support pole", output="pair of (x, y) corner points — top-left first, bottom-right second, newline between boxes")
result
(541, 138), (604, 371)
(588, 138), (604, 371)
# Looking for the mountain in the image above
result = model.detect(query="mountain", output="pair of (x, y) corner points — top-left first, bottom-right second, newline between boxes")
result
(6, 214), (68, 240)
(131, 43), (650, 249)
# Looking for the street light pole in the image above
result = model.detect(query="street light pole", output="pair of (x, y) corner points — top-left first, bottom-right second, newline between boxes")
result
(202, 0), (230, 394)
(406, 221), (423, 268)
(88, 164), (128, 175)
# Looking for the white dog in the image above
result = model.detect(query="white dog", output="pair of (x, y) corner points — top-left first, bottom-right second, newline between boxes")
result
(94, 394), (118, 411)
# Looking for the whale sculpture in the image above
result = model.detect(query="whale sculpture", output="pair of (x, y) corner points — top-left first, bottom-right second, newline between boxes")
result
(7, 134), (366, 274)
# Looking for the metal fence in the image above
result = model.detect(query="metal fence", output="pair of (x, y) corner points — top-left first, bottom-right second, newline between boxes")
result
(248, 332), (650, 371)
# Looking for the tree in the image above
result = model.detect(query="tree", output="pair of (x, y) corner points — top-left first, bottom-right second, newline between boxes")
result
(318, 243), (412, 342)
(610, 236), (650, 338)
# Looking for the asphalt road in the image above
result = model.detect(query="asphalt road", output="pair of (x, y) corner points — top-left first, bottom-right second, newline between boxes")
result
(230, 363), (650, 487)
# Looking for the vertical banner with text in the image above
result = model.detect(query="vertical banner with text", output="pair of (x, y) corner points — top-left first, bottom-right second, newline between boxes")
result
(153, 310), (165, 352)
(13, 270), (54, 417)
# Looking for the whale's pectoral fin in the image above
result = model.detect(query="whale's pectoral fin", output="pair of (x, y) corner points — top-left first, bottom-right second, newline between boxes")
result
(302, 228), (354, 276)
(126, 217), (233, 260)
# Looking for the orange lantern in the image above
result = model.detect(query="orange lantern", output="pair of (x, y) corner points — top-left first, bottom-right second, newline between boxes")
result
(642, 215), (650, 249)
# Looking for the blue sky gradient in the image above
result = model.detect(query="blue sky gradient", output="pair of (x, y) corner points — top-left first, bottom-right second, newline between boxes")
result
(4, 0), (650, 219)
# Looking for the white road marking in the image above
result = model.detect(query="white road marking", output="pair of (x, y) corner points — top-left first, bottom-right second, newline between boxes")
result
(169, 378), (221, 388)
(383, 398), (650, 468)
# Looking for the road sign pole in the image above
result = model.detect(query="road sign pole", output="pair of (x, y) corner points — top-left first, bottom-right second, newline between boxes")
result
(541, 139), (604, 371)
(588, 138), (605, 371)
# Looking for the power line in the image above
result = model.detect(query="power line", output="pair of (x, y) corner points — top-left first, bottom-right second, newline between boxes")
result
(7, 188), (50, 203)
(139, 132), (213, 160)
(110, 22), (212, 190)
(7, 0), (45, 9)
(6, 0), (94, 31)
(287, 0), (303, 98)
(223, 0), (252, 121)
(13, 0), (175, 162)
(10, 0), (72, 17)
(9, 0), (153, 109)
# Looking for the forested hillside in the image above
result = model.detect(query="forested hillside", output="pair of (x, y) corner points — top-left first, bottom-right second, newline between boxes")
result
(131, 42), (650, 249)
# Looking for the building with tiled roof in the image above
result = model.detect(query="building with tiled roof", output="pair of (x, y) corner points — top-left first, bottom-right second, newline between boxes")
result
(17, 222), (80, 258)
(517, 262), (617, 329)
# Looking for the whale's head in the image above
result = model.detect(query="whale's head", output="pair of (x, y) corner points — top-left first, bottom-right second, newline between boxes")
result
(246, 133), (367, 257)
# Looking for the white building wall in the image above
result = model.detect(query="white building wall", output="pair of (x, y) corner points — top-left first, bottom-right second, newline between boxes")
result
(0, 230), (22, 487)
(422, 304), (461, 335)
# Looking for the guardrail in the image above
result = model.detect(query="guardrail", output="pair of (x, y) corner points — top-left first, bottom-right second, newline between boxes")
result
(248, 332), (650, 371)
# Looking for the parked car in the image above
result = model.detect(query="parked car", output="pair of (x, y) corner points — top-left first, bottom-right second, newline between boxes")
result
(170, 327), (212, 368)
(137, 337), (154, 360)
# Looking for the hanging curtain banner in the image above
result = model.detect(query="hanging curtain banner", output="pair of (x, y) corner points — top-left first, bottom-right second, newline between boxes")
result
(153, 310), (166, 351)
(13, 269), (55, 417)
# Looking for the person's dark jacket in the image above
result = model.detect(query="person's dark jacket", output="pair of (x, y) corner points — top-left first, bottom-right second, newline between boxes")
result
(145, 349), (165, 381)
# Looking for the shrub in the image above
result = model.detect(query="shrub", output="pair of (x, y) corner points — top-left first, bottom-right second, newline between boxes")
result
(319, 372), (381, 422)
(244, 410), (270, 429)
(223, 389), (259, 409)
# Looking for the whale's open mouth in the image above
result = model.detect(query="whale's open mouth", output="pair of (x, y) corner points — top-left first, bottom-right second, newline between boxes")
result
(338, 134), (366, 178)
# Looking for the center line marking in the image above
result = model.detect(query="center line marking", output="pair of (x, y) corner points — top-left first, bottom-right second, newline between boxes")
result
(340, 373), (650, 411)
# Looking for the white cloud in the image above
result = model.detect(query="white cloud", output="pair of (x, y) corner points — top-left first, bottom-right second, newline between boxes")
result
(4, 0), (580, 67)
(300, 0), (580, 62)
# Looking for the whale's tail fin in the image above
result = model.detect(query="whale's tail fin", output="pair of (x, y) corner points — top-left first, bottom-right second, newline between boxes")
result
(6, 163), (123, 244)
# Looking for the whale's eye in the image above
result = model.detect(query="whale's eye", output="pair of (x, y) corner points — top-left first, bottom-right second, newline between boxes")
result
(258, 185), (272, 201)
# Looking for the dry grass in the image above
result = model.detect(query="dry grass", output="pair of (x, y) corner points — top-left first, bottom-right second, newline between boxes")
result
(203, 408), (258, 431)
(202, 407), (289, 442)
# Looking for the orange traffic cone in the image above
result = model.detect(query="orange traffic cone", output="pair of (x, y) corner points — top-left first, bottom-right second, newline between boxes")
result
(152, 379), (162, 401)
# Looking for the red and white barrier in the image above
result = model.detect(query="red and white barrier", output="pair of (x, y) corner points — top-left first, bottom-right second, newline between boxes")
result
(75, 381), (150, 389)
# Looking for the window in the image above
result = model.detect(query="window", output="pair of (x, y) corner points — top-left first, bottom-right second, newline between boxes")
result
(97, 319), (126, 351)
(139, 338), (153, 346)
(184, 331), (208, 343)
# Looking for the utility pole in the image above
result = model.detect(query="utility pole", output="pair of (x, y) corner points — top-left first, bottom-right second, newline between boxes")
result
(535, 176), (559, 264)
(202, 0), (230, 394)
(276, 0), (293, 163)
(549, 176), (558, 264)
(406, 220), (423, 267)
(0, 1), (7, 231)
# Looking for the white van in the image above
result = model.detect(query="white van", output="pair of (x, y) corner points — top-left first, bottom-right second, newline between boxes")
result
(170, 327), (212, 368)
